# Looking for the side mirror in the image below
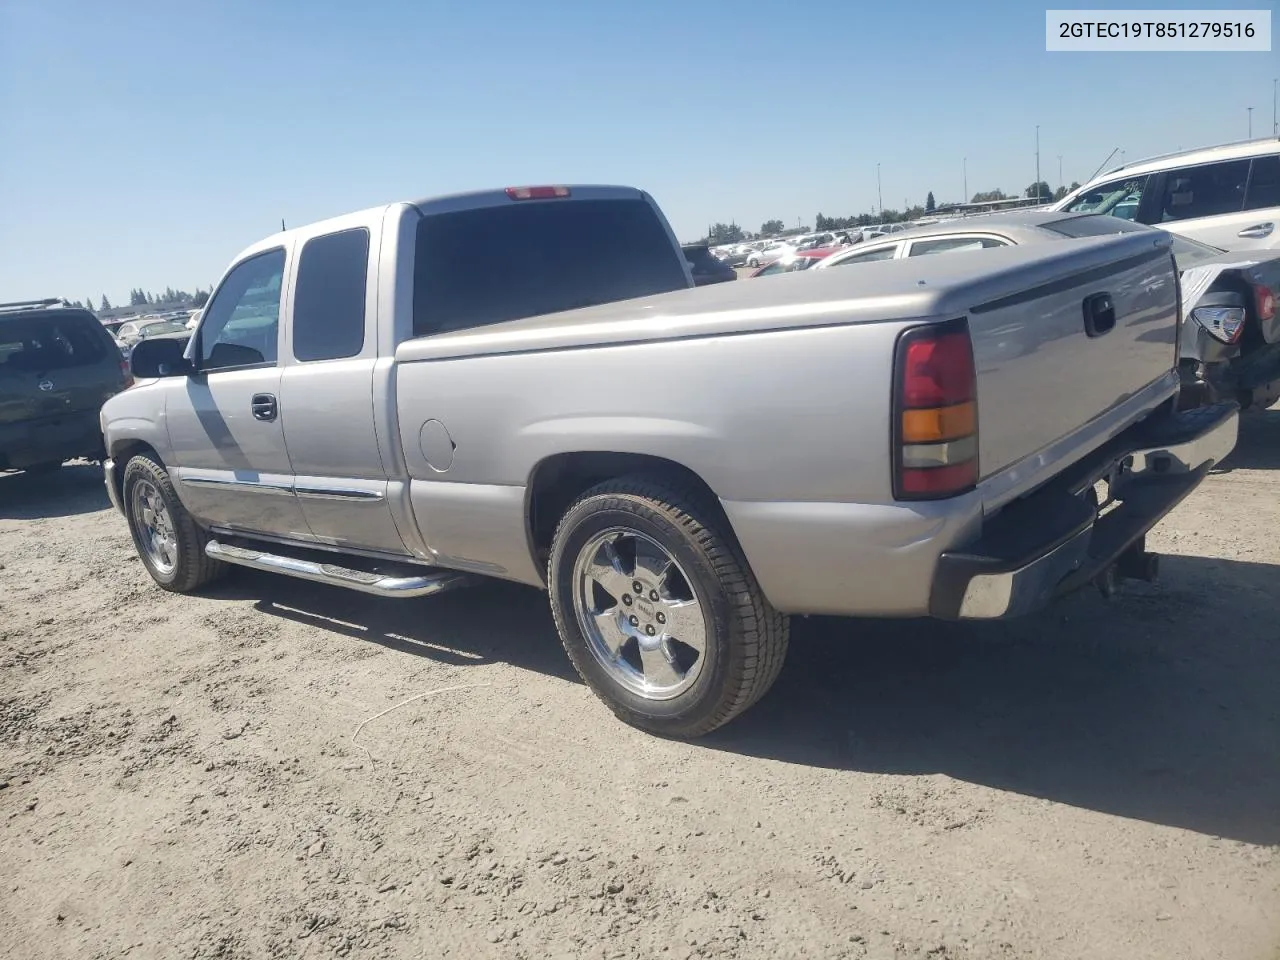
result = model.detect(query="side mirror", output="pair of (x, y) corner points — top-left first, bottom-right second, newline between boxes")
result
(129, 337), (193, 379)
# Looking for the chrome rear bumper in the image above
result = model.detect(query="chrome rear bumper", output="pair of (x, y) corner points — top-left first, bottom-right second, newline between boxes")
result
(930, 401), (1239, 620)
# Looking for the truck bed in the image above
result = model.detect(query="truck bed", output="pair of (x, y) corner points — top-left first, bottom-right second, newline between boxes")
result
(398, 232), (1180, 492)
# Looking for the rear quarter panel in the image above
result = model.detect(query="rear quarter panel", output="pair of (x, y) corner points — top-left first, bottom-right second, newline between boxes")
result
(395, 321), (906, 504)
(393, 321), (913, 584)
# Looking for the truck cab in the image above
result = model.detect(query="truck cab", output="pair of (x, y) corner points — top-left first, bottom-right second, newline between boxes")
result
(107, 186), (691, 557)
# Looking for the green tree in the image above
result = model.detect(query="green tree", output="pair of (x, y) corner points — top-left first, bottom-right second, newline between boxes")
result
(925, 191), (936, 213)
(971, 189), (1009, 203)
(86, 296), (95, 312)
(1025, 181), (1053, 202)
(193, 289), (209, 308)
(706, 222), (744, 245)
(1052, 185), (1069, 202)
(759, 219), (785, 237)
(100, 294), (111, 311)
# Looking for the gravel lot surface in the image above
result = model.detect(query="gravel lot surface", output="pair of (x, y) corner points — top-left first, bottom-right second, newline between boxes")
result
(2, 410), (1278, 960)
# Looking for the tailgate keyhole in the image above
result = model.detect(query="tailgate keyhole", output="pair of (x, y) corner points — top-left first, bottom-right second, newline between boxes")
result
(1083, 293), (1116, 338)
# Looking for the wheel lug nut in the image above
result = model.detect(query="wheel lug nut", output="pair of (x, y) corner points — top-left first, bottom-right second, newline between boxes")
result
(656, 612), (666, 624)
(649, 590), (659, 602)
(632, 580), (644, 594)
(645, 624), (656, 636)
(621, 594), (633, 606)
(628, 614), (639, 627)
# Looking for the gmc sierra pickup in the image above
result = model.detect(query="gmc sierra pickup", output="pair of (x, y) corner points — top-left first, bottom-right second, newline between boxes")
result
(100, 184), (1239, 737)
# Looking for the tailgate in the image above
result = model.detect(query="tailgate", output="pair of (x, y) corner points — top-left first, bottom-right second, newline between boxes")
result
(964, 235), (1179, 479)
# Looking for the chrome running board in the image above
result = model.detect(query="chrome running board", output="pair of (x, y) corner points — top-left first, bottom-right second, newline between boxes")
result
(205, 540), (472, 598)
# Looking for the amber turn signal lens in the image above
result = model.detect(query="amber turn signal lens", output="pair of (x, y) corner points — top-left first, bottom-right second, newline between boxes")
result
(901, 401), (976, 444)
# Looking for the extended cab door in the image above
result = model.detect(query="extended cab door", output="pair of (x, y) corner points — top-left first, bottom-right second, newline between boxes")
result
(277, 220), (408, 556)
(165, 247), (312, 539)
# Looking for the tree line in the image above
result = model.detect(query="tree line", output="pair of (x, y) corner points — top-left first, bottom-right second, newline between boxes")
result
(704, 181), (1081, 245)
(63, 288), (211, 314)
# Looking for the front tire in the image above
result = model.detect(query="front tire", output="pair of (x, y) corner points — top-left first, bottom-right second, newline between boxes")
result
(548, 476), (789, 738)
(122, 453), (226, 592)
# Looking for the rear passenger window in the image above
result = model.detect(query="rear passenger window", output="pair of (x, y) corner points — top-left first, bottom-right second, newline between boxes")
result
(293, 228), (370, 362)
(832, 245), (898, 264)
(1157, 160), (1249, 222)
(908, 237), (1007, 256)
(1244, 155), (1280, 211)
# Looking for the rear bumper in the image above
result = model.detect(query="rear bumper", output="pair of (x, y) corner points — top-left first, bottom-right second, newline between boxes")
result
(0, 410), (105, 470)
(928, 401), (1239, 619)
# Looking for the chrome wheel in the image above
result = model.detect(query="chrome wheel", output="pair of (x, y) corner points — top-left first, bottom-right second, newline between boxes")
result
(130, 477), (178, 575)
(571, 528), (708, 701)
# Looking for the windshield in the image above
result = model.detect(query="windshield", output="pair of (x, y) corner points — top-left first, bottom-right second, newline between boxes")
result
(1062, 179), (1146, 216)
(413, 198), (688, 337)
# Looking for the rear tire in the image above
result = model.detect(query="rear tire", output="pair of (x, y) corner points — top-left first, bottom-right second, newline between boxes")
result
(122, 453), (226, 592)
(548, 475), (789, 738)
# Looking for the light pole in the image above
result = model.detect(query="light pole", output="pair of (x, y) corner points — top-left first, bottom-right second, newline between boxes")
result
(1273, 78), (1277, 136)
(1057, 155), (1063, 190)
(1035, 125), (1041, 203)
(963, 157), (967, 203)
(876, 163), (883, 216)
(1248, 106), (1253, 138)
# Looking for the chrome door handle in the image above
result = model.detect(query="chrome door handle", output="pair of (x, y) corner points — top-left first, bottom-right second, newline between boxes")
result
(1237, 222), (1274, 239)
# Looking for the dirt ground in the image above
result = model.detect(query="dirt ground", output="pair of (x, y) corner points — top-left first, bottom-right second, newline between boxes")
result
(2, 412), (1278, 960)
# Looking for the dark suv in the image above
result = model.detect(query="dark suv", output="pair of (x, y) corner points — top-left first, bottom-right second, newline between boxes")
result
(0, 299), (131, 473)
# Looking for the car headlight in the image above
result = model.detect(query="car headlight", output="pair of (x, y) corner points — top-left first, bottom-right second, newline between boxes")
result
(1191, 305), (1245, 344)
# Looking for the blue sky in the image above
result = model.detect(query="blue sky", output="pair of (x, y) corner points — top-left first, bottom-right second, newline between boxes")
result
(1, 0), (1275, 306)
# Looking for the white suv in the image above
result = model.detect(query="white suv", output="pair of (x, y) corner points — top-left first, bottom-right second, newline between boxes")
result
(1052, 138), (1280, 252)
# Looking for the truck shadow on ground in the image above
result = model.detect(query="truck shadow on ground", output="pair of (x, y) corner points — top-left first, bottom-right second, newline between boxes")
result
(0, 462), (110, 519)
(207, 574), (579, 683)
(706, 553), (1279, 848)
(1212, 404), (1280, 472)
(218, 551), (1279, 848)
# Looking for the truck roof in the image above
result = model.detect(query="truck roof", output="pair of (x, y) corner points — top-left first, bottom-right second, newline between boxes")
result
(226, 185), (659, 270)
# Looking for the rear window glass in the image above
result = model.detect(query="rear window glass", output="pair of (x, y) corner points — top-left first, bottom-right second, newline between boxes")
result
(412, 198), (688, 337)
(1040, 215), (1225, 269)
(0, 312), (109, 372)
(1041, 215), (1153, 238)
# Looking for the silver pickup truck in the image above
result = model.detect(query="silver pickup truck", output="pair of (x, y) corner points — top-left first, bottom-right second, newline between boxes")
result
(101, 185), (1239, 737)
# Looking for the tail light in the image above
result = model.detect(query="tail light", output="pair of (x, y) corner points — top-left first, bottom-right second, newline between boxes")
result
(1254, 284), (1275, 322)
(893, 318), (979, 500)
(120, 358), (134, 389)
(1190, 290), (1248, 344)
(505, 185), (571, 200)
